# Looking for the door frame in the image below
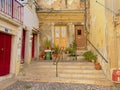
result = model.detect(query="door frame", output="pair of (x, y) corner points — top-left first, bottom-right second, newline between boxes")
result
(21, 29), (26, 63)
(0, 32), (12, 76)
(75, 25), (86, 50)
(54, 25), (68, 49)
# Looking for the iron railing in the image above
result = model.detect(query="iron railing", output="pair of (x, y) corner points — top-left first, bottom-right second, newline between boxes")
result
(87, 39), (108, 63)
(0, 0), (24, 23)
(53, 47), (64, 77)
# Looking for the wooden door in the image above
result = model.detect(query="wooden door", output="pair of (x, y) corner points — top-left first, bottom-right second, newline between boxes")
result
(0, 32), (11, 76)
(21, 30), (26, 63)
(54, 26), (67, 49)
(32, 34), (35, 58)
(75, 25), (86, 49)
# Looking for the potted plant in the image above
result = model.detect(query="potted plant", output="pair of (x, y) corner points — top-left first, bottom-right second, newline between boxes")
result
(66, 47), (71, 54)
(83, 51), (94, 62)
(52, 45), (59, 59)
(44, 40), (51, 49)
(94, 62), (101, 70)
(92, 55), (97, 62)
(66, 40), (76, 56)
(39, 52), (45, 60)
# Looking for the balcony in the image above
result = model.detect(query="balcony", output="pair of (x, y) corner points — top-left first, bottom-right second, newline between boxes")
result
(0, 0), (24, 23)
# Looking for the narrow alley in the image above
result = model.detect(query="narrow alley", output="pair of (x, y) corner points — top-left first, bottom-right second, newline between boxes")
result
(0, 0), (120, 90)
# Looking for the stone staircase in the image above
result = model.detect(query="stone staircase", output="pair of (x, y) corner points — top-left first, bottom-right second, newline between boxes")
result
(76, 50), (88, 61)
(16, 60), (113, 86)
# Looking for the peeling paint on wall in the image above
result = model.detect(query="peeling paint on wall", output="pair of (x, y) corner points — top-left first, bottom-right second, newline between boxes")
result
(37, 0), (81, 10)
(68, 0), (73, 5)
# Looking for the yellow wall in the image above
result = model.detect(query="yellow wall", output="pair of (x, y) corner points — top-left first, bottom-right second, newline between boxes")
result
(90, 0), (120, 80)
(115, 0), (120, 70)
(116, 16), (120, 69)
(90, 0), (111, 79)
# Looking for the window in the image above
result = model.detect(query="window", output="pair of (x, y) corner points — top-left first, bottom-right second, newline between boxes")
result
(61, 27), (66, 37)
(55, 27), (60, 38)
(77, 29), (81, 35)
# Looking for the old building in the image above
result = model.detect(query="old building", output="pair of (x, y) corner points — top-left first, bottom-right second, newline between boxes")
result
(0, 0), (39, 81)
(89, 0), (120, 81)
(0, 0), (23, 80)
(0, 0), (120, 85)
(37, 0), (86, 50)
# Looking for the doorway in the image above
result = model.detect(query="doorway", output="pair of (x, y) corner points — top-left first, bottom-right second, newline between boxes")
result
(75, 25), (86, 50)
(0, 32), (11, 76)
(21, 30), (26, 63)
(54, 26), (67, 49)
(32, 34), (35, 58)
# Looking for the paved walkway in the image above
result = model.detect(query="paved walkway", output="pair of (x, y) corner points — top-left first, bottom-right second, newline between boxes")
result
(4, 81), (120, 90)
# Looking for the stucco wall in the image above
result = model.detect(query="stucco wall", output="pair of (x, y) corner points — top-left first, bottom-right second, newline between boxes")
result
(23, 6), (39, 30)
(0, 17), (22, 78)
(90, 0), (120, 80)
(37, 0), (82, 10)
(89, 0), (111, 79)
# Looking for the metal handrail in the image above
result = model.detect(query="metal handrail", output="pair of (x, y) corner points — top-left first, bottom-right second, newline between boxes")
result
(53, 47), (64, 77)
(87, 39), (108, 63)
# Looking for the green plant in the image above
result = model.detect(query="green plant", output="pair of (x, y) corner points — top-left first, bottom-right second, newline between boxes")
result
(54, 45), (59, 54)
(66, 47), (75, 56)
(66, 40), (76, 56)
(24, 85), (32, 89)
(66, 47), (71, 52)
(44, 40), (51, 48)
(92, 55), (97, 62)
(83, 51), (97, 62)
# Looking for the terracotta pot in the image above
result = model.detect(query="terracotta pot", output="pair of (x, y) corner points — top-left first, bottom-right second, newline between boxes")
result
(95, 62), (101, 70)
(40, 55), (45, 60)
(51, 53), (57, 60)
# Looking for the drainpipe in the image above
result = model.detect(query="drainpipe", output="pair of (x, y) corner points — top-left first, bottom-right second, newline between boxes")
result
(84, 0), (87, 49)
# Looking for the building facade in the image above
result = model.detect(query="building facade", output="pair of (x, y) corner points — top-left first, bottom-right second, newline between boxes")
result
(0, 0), (23, 80)
(36, 0), (86, 52)
(0, 0), (39, 81)
(89, 0), (120, 80)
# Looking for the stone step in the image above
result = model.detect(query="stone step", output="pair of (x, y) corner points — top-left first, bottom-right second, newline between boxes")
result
(29, 61), (93, 65)
(24, 62), (94, 67)
(23, 62), (96, 71)
(16, 76), (113, 86)
(76, 50), (88, 55)
(22, 69), (103, 74)
(18, 61), (111, 86)
(21, 72), (105, 79)
(0, 78), (17, 90)
(23, 65), (95, 71)
(58, 73), (106, 79)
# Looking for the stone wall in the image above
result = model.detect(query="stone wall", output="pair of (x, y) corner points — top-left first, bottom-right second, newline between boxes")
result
(37, 0), (82, 10)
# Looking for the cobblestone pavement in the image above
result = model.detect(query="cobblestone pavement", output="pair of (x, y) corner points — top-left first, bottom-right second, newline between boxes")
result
(4, 81), (120, 90)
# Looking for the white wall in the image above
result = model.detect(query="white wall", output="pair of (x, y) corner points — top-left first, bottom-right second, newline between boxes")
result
(23, 6), (39, 30)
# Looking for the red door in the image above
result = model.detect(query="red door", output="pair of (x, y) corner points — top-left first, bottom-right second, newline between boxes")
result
(21, 30), (26, 63)
(0, 32), (11, 76)
(32, 34), (35, 58)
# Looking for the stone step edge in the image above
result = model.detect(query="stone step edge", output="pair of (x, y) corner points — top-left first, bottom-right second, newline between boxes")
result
(17, 75), (106, 80)
(16, 77), (113, 86)
(0, 78), (17, 90)
(22, 71), (104, 75)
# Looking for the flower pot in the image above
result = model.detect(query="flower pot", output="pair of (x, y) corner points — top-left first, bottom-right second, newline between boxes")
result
(95, 62), (101, 70)
(40, 55), (45, 60)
